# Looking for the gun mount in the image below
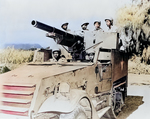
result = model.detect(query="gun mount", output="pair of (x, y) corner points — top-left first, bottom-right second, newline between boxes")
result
(31, 20), (85, 60)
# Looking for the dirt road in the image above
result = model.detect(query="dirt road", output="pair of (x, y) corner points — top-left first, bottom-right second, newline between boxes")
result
(117, 73), (150, 119)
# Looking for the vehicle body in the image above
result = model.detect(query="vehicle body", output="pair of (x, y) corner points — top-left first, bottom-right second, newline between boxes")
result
(0, 21), (128, 119)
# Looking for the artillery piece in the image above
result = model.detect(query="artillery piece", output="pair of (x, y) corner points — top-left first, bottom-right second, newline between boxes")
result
(0, 20), (128, 119)
(31, 20), (85, 61)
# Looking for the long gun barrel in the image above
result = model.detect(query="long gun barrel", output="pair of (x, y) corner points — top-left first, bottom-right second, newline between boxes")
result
(31, 20), (84, 47)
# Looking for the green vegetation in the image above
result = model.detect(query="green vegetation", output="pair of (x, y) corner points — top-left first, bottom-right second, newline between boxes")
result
(0, 47), (34, 72)
(116, 1), (150, 55)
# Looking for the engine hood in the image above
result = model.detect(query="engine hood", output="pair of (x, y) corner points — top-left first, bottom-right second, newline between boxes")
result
(0, 62), (93, 83)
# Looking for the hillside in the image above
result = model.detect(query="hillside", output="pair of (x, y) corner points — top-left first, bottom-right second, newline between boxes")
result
(4, 43), (42, 50)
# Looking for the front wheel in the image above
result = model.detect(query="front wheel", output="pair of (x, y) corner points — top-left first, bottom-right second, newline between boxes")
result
(60, 98), (92, 119)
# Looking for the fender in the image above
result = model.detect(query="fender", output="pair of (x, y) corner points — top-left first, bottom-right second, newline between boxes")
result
(37, 89), (90, 114)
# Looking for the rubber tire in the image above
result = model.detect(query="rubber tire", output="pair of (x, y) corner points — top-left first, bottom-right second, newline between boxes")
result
(60, 105), (87, 119)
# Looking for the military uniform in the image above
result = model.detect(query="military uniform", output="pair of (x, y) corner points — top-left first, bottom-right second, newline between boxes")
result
(105, 26), (117, 32)
(94, 21), (104, 32)
(94, 27), (104, 32)
(105, 17), (116, 32)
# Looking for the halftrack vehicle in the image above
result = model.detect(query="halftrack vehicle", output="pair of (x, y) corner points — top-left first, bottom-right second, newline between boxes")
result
(0, 20), (128, 119)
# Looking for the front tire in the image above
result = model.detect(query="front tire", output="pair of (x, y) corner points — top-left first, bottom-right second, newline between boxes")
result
(60, 98), (92, 119)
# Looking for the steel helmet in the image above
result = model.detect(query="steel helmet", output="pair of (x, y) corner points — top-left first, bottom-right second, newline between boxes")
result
(94, 21), (101, 25)
(81, 22), (89, 27)
(52, 48), (61, 54)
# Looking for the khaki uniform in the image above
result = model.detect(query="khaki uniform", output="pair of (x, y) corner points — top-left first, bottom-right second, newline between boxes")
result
(105, 26), (117, 32)
(94, 28), (104, 32)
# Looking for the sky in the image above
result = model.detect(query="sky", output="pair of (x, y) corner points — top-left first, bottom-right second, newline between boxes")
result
(0, 0), (132, 49)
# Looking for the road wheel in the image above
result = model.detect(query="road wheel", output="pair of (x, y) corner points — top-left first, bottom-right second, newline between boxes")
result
(110, 88), (116, 111)
(107, 88), (117, 118)
(109, 87), (124, 117)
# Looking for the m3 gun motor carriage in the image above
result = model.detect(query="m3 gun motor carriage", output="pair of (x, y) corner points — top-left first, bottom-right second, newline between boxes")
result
(0, 20), (128, 119)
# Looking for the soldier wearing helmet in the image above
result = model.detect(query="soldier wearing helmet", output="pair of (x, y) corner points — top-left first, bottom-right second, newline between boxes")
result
(94, 21), (104, 31)
(61, 22), (71, 32)
(51, 48), (66, 62)
(77, 22), (89, 37)
(61, 23), (68, 31)
(105, 17), (116, 32)
(81, 22), (89, 31)
(85, 52), (95, 62)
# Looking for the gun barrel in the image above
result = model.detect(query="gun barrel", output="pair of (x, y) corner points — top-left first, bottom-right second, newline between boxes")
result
(31, 20), (83, 47)
(32, 20), (65, 35)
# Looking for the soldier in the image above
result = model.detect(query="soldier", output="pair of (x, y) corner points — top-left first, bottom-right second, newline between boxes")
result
(51, 49), (66, 62)
(61, 22), (71, 32)
(105, 17), (116, 32)
(94, 21), (104, 31)
(77, 22), (89, 37)
(81, 22), (89, 31)
(88, 52), (95, 62)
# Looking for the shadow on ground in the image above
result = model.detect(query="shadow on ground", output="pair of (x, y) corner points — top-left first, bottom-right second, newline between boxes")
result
(117, 96), (144, 119)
